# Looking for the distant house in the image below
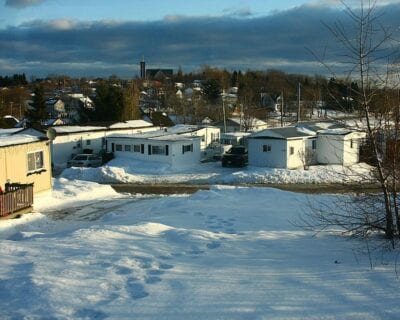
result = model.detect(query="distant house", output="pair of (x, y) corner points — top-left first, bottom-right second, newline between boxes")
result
(214, 117), (268, 133)
(260, 93), (279, 112)
(220, 132), (251, 146)
(163, 124), (220, 151)
(63, 93), (94, 122)
(49, 120), (156, 169)
(43, 118), (67, 127)
(317, 129), (366, 166)
(0, 128), (52, 194)
(45, 98), (65, 117)
(0, 115), (20, 129)
(106, 131), (201, 169)
(146, 69), (173, 81)
(248, 127), (316, 169)
(248, 121), (365, 169)
(146, 111), (175, 127)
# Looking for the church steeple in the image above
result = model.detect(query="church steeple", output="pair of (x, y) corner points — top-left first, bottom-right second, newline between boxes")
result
(140, 56), (146, 79)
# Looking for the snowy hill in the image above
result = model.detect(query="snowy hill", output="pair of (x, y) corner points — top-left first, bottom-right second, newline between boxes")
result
(0, 179), (398, 319)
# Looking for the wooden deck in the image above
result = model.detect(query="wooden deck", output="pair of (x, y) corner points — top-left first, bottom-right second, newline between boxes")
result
(0, 183), (34, 218)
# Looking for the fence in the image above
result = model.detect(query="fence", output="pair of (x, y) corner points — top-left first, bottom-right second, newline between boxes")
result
(0, 183), (34, 217)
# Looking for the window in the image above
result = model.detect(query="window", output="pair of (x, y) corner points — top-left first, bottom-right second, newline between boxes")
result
(152, 145), (167, 155)
(115, 144), (122, 151)
(350, 139), (354, 149)
(211, 133), (219, 142)
(124, 145), (131, 152)
(289, 147), (295, 155)
(182, 144), (193, 154)
(312, 140), (317, 150)
(201, 135), (205, 142)
(263, 145), (271, 152)
(86, 140), (91, 146)
(27, 151), (44, 172)
(133, 144), (141, 153)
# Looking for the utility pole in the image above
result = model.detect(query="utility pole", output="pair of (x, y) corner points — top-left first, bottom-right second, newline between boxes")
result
(297, 82), (301, 123)
(222, 90), (227, 133)
(280, 91), (284, 127)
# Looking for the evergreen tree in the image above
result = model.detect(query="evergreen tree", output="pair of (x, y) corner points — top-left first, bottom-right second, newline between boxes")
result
(28, 85), (47, 122)
(93, 82), (124, 121)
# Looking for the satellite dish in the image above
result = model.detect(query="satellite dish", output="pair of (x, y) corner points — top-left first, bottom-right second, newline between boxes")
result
(46, 128), (57, 141)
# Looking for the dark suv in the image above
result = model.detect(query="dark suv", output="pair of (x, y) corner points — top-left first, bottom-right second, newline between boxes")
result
(221, 145), (248, 167)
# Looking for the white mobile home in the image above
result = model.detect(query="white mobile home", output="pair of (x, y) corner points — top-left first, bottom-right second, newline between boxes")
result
(248, 127), (315, 169)
(157, 125), (220, 160)
(215, 117), (268, 133)
(317, 129), (366, 165)
(48, 120), (156, 169)
(49, 126), (108, 168)
(106, 131), (201, 169)
(162, 125), (220, 150)
(248, 122), (365, 169)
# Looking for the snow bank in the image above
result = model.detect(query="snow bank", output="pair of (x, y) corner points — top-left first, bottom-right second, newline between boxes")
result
(60, 157), (374, 185)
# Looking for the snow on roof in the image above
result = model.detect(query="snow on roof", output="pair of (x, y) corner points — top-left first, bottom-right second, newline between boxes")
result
(107, 125), (204, 142)
(318, 128), (353, 135)
(250, 126), (315, 139)
(296, 126), (317, 136)
(0, 128), (24, 136)
(229, 117), (267, 126)
(296, 121), (345, 132)
(149, 133), (199, 142)
(68, 93), (85, 99)
(107, 131), (199, 142)
(108, 120), (153, 129)
(52, 126), (107, 134)
(221, 131), (251, 138)
(0, 133), (47, 147)
(4, 115), (19, 121)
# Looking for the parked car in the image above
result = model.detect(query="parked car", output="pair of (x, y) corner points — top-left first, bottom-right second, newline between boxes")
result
(221, 145), (248, 167)
(67, 154), (103, 168)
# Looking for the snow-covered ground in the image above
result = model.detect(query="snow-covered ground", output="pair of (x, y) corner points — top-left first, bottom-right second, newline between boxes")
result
(61, 157), (373, 185)
(0, 178), (399, 319)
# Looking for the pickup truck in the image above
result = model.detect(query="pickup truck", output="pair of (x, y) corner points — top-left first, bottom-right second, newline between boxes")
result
(221, 146), (248, 167)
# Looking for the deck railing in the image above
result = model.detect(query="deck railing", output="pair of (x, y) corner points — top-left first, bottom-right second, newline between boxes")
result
(0, 183), (34, 217)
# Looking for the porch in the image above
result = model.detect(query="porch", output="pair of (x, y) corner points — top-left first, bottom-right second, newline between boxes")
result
(0, 183), (34, 218)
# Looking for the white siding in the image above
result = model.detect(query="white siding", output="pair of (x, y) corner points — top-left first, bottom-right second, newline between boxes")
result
(107, 137), (201, 169)
(286, 139), (306, 169)
(52, 131), (106, 167)
(305, 137), (318, 165)
(343, 132), (365, 165)
(181, 127), (220, 150)
(51, 126), (157, 167)
(317, 134), (345, 164)
(248, 138), (287, 168)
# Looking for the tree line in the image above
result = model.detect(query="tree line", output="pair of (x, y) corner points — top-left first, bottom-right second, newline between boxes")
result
(0, 73), (28, 87)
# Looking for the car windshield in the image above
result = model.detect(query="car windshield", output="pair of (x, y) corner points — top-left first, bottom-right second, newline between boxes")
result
(230, 147), (245, 154)
(73, 155), (88, 161)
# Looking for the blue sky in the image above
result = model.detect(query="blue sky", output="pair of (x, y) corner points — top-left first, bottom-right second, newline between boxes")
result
(1, 0), (400, 78)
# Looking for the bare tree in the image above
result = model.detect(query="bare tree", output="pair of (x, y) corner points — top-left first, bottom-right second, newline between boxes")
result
(302, 0), (400, 245)
(122, 80), (141, 120)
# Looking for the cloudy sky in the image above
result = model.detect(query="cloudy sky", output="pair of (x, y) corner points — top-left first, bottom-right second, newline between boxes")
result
(1, 0), (400, 78)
